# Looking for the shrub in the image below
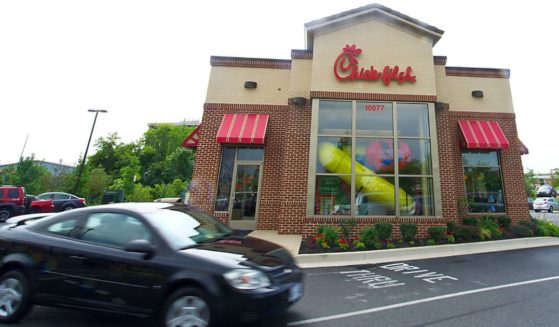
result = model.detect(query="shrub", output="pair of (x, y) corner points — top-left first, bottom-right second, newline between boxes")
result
(427, 226), (447, 242)
(534, 219), (559, 237)
(480, 216), (500, 238)
(374, 222), (393, 241)
(447, 221), (456, 235)
(315, 225), (339, 248)
(496, 215), (512, 229)
(511, 224), (533, 238)
(339, 219), (356, 240)
(359, 227), (377, 249)
(479, 226), (492, 241)
(400, 222), (418, 242)
(462, 217), (478, 226)
(518, 220), (538, 235)
(426, 239), (436, 246)
(454, 224), (480, 242)
(447, 234), (456, 243)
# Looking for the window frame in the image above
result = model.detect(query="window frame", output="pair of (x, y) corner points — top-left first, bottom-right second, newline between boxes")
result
(307, 99), (442, 217)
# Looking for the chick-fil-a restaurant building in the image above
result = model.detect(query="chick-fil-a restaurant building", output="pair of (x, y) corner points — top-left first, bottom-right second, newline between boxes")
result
(186, 3), (529, 237)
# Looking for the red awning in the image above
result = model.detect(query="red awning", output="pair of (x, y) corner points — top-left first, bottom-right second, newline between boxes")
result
(519, 139), (529, 155)
(216, 113), (269, 145)
(181, 125), (200, 148)
(458, 120), (510, 150)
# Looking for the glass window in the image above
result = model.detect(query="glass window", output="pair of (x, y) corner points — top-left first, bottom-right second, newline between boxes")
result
(317, 136), (352, 174)
(80, 213), (151, 248)
(214, 147), (236, 211)
(144, 207), (232, 250)
(238, 147), (264, 161)
(462, 151), (505, 213)
(53, 193), (70, 200)
(356, 102), (393, 136)
(7, 189), (18, 198)
(318, 100), (352, 135)
(397, 103), (429, 137)
(46, 218), (80, 237)
(313, 100), (433, 216)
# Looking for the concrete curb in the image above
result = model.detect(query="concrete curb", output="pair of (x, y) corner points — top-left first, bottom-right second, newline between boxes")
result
(294, 237), (559, 268)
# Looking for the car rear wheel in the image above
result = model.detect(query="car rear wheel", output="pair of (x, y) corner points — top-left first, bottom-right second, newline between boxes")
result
(0, 270), (32, 323)
(0, 208), (13, 222)
(63, 205), (75, 211)
(161, 287), (213, 327)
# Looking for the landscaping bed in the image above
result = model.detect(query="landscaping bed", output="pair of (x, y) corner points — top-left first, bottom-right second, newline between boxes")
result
(298, 215), (559, 254)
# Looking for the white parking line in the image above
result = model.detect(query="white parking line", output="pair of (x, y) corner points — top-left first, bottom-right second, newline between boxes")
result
(287, 275), (559, 326)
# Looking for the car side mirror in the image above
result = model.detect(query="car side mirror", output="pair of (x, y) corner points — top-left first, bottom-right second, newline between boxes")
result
(125, 239), (155, 258)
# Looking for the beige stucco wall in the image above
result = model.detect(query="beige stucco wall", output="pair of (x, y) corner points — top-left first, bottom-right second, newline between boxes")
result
(435, 70), (514, 113)
(289, 58), (313, 98)
(311, 19), (437, 95)
(205, 66), (291, 105)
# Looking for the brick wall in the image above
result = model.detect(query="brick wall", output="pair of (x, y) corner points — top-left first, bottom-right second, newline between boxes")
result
(190, 101), (529, 238)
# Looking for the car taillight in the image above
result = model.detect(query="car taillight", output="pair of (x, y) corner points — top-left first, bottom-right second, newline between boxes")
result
(80, 198), (86, 205)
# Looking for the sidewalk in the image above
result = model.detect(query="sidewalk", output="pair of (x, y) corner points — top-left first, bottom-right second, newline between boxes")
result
(247, 231), (559, 269)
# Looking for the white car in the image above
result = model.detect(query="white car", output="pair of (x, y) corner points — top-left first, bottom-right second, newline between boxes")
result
(533, 197), (559, 213)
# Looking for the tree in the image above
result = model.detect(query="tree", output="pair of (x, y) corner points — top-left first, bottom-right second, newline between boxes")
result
(85, 167), (111, 204)
(524, 169), (538, 198)
(8, 155), (50, 194)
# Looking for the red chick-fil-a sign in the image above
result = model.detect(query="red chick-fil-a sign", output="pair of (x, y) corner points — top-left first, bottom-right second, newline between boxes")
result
(333, 44), (416, 86)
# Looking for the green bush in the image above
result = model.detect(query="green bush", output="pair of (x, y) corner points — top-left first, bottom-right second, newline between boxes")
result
(427, 226), (447, 242)
(359, 227), (377, 249)
(374, 222), (393, 241)
(339, 219), (356, 240)
(315, 225), (339, 247)
(462, 217), (478, 226)
(454, 224), (480, 242)
(511, 224), (533, 238)
(426, 239), (436, 246)
(399, 222), (418, 242)
(447, 234), (456, 243)
(496, 215), (512, 229)
(480, 216), (500, 238)
(518, 220), (537, 235)
(534, 219), (559, 237)
(447, 221), (457, 234)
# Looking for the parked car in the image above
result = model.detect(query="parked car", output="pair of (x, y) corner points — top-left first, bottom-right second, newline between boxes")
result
(0, 185), (26, 221)
(25, 195), (55, 214)
(37, 192), (86, 212)
(528, 198), (534, 210)
(5, 212), (54, 225)
(536, 185), (557, 197)
(0, 202), (303, 325)
(533, 197), (559, 212)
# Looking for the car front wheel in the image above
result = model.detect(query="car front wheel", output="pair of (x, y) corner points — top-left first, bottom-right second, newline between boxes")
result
(549, 206), (554, 213)
(161, 287), (213, 327)
(0, 270), (32, 323)
(0, 208), (13, 222)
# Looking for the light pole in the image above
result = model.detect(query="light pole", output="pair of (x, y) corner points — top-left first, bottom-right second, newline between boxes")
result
(73, 109), (108, 194)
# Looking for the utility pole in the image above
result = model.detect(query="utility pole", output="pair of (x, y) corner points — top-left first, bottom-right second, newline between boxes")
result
(73, 109), (108, 194)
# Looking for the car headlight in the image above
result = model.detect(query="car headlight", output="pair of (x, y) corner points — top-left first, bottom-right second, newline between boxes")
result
(223, 269), (271, 290)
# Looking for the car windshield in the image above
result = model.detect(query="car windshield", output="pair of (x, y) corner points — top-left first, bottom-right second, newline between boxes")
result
(144, 207), (233, 250)
(539, 186), (552, 191)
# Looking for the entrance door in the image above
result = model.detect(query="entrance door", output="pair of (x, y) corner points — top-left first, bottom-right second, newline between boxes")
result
(229, 163), (261, 230)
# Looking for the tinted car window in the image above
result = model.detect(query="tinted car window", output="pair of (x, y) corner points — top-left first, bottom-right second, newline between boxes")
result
(7, 189), (18, 198)
(80, 213), (151, 248)
(37, 193), (53, 200)
(46, 218), (80, 237)
(53, 193), (70, 200)
(144, 208), (232, 250)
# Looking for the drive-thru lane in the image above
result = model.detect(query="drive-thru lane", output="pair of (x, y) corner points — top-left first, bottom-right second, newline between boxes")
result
(280, 245), (559, 327)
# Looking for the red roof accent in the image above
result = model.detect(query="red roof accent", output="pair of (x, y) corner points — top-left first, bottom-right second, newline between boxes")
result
(181, 125), (200, 148)
(216, 114), (269, 145)
(458, 120), (510, 150)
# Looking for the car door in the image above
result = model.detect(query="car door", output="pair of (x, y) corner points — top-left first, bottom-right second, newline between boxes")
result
(68, 212), (167, 315)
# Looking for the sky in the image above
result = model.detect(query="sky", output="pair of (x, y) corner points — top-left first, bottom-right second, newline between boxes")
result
(0, 0), (556, 173)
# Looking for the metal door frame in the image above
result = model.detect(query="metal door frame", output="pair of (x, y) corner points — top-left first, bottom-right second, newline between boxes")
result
(228, 160), (263, 230)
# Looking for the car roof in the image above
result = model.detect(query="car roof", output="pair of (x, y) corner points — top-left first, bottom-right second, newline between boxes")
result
(82, 202), (174, 213)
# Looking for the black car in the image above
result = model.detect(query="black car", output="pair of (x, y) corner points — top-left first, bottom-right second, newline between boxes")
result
(36, 192), (86, 212)
(0, 203), (303, 326)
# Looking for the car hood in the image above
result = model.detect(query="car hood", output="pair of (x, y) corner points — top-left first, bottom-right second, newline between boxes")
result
(179, 236), (294, 270)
